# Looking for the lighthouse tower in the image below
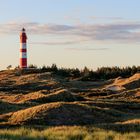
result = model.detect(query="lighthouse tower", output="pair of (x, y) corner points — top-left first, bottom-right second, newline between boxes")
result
(20, 28), (27, 69)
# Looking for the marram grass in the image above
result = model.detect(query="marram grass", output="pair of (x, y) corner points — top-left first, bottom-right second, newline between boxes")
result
(0, 126), (140, 140)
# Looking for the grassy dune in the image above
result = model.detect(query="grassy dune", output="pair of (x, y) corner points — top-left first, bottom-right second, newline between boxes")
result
(0, 126), (140, 140)
(0, 70), (140, 139)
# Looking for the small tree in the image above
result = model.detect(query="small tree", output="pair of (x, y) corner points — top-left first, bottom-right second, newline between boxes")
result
(51, 64), (58, 72)
(82, 66), (90, 77)
(7, 65), (12, 70)
(28, 64), (37, 69)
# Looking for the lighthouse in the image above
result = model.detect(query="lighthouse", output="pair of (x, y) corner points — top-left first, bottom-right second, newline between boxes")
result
(20, 28), (27, 69)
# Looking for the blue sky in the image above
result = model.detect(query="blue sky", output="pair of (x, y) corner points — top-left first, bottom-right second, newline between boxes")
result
(0, 0), (140, 70)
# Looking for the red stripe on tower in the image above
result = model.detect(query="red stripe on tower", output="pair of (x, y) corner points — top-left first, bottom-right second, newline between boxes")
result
(20, 28), (27, 69)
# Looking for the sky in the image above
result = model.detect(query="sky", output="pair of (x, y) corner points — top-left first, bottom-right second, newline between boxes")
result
(0, 0), (140, 70)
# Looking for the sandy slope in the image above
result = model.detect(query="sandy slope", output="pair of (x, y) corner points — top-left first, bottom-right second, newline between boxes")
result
(106, 73), (140, 91)
(0, 70), (140, 126)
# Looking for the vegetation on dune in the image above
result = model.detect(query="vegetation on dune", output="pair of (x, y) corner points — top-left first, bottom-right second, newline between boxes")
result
(26, 64), (140, 80)
(7, 64), (140, 80)
(0, 100), (25, 114)
(30, 89), (85, 103)
(0, 67), (140, 139)
(8, 102), (108, 126)
(0, 126), (140, 140)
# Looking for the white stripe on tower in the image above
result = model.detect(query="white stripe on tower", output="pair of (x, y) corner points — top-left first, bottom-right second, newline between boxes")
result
(20, 28), (27, 69)
(20, 43), (27, 49)
(20, 51), (27, 58)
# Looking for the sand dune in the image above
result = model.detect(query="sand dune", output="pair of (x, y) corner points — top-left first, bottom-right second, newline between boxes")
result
(106, 73), (140, 91)
(0, 70), (140, 127)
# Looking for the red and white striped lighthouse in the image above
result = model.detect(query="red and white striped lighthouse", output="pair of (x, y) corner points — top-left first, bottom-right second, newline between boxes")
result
(20, 28), (27, 69)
